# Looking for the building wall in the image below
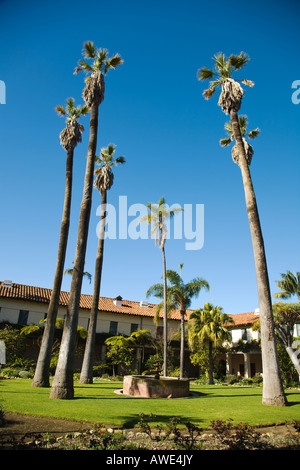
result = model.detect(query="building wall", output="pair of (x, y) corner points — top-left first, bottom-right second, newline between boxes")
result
(231, 326), (260, 343)
(0, 298), (181, 340)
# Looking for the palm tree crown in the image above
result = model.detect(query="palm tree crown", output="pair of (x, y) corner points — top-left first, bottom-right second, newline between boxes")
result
(74, 42), (123, 107)
(138, 196), (183, 249)
(197, 52), (254, 114)
(220, 115), (260, 166)
(74, 42), (123, 77)
(274, 271), (300, 302)
(94, 144), (125, 193)
(189, 302), (233, 347)
(55, 97), (89, 151)
(146, 270), (210, 321)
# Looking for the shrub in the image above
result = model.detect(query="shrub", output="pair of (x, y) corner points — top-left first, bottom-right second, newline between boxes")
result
(0, 367), (21, 378)
(224, 374), (238, 385)
(252, 373), (263, 384)
(18, 370), (34, 379)
(210, 419), (266, 450)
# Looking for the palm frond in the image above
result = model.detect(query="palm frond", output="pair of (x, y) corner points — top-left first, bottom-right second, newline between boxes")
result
(248, 128), (260, 139)
(77, 60), (94, 73)
(65, 97), (75, 114)
(224, 121), (233, 135)
(203, 86), (216, 100)
(82, 41), (96, 59)
(228, 52), (250, 70)
(104, 53), (124, 74)
(197, 67), (215, 81)
(219, 137), (232, 147)
(55, 105), (66, 116)
(116, 156), (126, 164)
(241, 79), (254, 87)
(136, 213), (150, 226)
(238, 115), (248, 131)
(166, 269), (182, 287)
(213, 52), (227, 72)
(74, 66), (83, 75)
(146, 283), (164, 298)
(83, 271), (92, 284)
(80, 105), (90, 115)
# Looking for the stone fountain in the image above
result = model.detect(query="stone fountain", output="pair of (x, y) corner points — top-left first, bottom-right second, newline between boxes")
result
(120, 360), (190, 398)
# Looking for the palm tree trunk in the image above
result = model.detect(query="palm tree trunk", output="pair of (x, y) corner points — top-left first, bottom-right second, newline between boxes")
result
(32, 147), (74, 388)
(50, 102), (99, 399)
(208, 340), (214, 385)
(230, 109), (286, 406)
(162, 245), (168, 376)
(180, 310), (185, 379)
(79, 189), (106, 384)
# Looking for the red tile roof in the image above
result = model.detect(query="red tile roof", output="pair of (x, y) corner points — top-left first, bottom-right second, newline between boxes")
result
(0, 281), (259, 327)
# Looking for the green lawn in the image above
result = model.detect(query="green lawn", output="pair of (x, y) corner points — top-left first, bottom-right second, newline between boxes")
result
(1, 379), (300, 429)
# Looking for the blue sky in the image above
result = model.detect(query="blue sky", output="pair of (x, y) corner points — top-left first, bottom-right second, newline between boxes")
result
(0, 0), (299, 314)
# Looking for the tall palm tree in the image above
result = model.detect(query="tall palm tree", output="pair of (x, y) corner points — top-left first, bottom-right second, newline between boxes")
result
(32, 98), (88, 388)
(274, 271), (300, 302)
(198, 52), (286, 406)
(188, 303), (233, 384)
(138, 197), (183, 376)
(50, 43), (123, 400)
(79, 144), (125, 384)
(146, 269), (209, 378)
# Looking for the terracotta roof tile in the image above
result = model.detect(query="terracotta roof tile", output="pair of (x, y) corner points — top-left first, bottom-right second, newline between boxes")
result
(0, 281), (259, 326)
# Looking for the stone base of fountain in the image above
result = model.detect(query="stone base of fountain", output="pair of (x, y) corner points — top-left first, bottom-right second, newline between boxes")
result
(121, 375), (190, 398)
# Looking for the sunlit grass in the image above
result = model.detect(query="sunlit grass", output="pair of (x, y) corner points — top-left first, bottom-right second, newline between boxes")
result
(1, 379), (300, 429)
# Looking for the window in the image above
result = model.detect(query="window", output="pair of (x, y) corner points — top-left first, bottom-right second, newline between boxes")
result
(18, 310), (29, 325)
(131, 323), (138, 334)
(109, 321), (118, 336)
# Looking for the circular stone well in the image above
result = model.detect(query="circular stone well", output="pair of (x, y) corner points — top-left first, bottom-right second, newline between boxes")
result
(122, 375), (190, 398)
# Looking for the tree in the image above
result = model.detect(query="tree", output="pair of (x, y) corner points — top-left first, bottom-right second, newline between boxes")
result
(146, 268), (209, 378)
(198, 52), (286, 406)
(138, 197), (183, 376)
(274, 271), (300, 302)
(253, 303), (300, 378)
(79, 144), (125, 384)
(104, 335), (134, 376)
(50, 43), (123, 400)
(32, 98), (88, 388)
(188, 303), (233, 384)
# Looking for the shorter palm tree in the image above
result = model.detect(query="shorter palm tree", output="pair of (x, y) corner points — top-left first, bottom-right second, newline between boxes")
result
(79, 144), (125, 384)
(147, 269), (209, 378)
(274, 271), (300, 302)
(188, 303), (234, 384)
(138, 197), (183, 376)
(220, 115), (260, 166)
